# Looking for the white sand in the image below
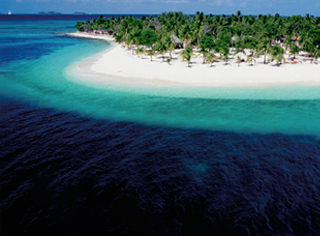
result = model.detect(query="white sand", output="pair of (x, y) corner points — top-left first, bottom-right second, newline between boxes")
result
(67, 32), (115, 42)
(69, 32), (320, 87)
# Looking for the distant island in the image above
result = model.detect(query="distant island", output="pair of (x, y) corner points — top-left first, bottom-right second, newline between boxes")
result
(37, 11), (86, 15)
(74, 12), (87, 15)
(38, 11), (62, 15)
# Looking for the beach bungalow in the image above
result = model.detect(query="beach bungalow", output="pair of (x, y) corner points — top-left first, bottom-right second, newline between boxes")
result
(171, 35), (182, 48)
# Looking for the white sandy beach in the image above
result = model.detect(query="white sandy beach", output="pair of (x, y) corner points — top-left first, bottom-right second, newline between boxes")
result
(68, 32), (320, 87)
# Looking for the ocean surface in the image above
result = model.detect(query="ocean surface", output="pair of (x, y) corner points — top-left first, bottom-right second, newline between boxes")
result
(0, 15), (319, 236)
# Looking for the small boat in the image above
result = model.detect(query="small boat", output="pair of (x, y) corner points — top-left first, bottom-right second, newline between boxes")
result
(8, 10), (12, 15)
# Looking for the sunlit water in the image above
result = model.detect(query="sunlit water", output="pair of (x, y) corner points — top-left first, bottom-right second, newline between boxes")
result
(0, 15), (319, 236)
(1, 17), (320, 137)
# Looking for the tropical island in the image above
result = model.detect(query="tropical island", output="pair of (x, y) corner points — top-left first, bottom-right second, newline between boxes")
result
(38, 11), (62, 15)
(70, 12), (320, 86)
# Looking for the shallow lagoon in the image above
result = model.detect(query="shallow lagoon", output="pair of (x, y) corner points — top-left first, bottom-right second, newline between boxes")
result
(1, 29), (320, 137)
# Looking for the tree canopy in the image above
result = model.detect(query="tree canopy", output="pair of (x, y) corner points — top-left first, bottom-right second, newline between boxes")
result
(76, 12), (320, 64)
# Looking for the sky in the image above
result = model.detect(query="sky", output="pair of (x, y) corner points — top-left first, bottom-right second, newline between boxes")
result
(1, 0), (320, 16)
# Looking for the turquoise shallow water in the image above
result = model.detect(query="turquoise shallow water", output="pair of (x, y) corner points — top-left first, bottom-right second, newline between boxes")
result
(1, 18), (320, 137)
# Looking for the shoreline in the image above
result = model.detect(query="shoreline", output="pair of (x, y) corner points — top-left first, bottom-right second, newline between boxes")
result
(68, 32), (320, 87)
(67, 32), (115, 42)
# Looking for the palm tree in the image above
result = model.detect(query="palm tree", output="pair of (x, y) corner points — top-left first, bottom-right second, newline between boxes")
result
(206, 52), (216, 67)
(139, 29), (158, 48)
(233, 42), (246, 64)
(314, 48), (320, 63)
(167, 39), (176, 59)
(246, 51), (257, 66)
(193, 25), (204, 46)
(289, 43), (300, 59)
(216, 27), (232, 64)
(236, 55), (242, 66)
(154, 40), (167, 61)
(198, 47), (208, 64)
(271, 44), (286, 66)
(243, 36), (258, 65)
(179, 24), (193, 47)
(166, 56), (172, 65)
(257, 38), (272, 64)
(146, 48), (157, 61)
(259, 22), (277, 54)
(127, 29), (142, 53)
(135, 47), (146, 59)
(179, 45), (195, 67)
(300, 22), (320, 63)
(199, 35), (216, 64)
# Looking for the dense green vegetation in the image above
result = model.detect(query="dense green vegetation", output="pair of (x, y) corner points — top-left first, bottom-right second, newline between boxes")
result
(75, 12), (320, 65)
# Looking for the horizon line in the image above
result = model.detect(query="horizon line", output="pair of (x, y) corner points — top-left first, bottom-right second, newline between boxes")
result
(1, 12), (318, 17)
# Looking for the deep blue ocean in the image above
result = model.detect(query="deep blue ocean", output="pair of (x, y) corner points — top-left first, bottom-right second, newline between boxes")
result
(0, 15), (320, 236)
